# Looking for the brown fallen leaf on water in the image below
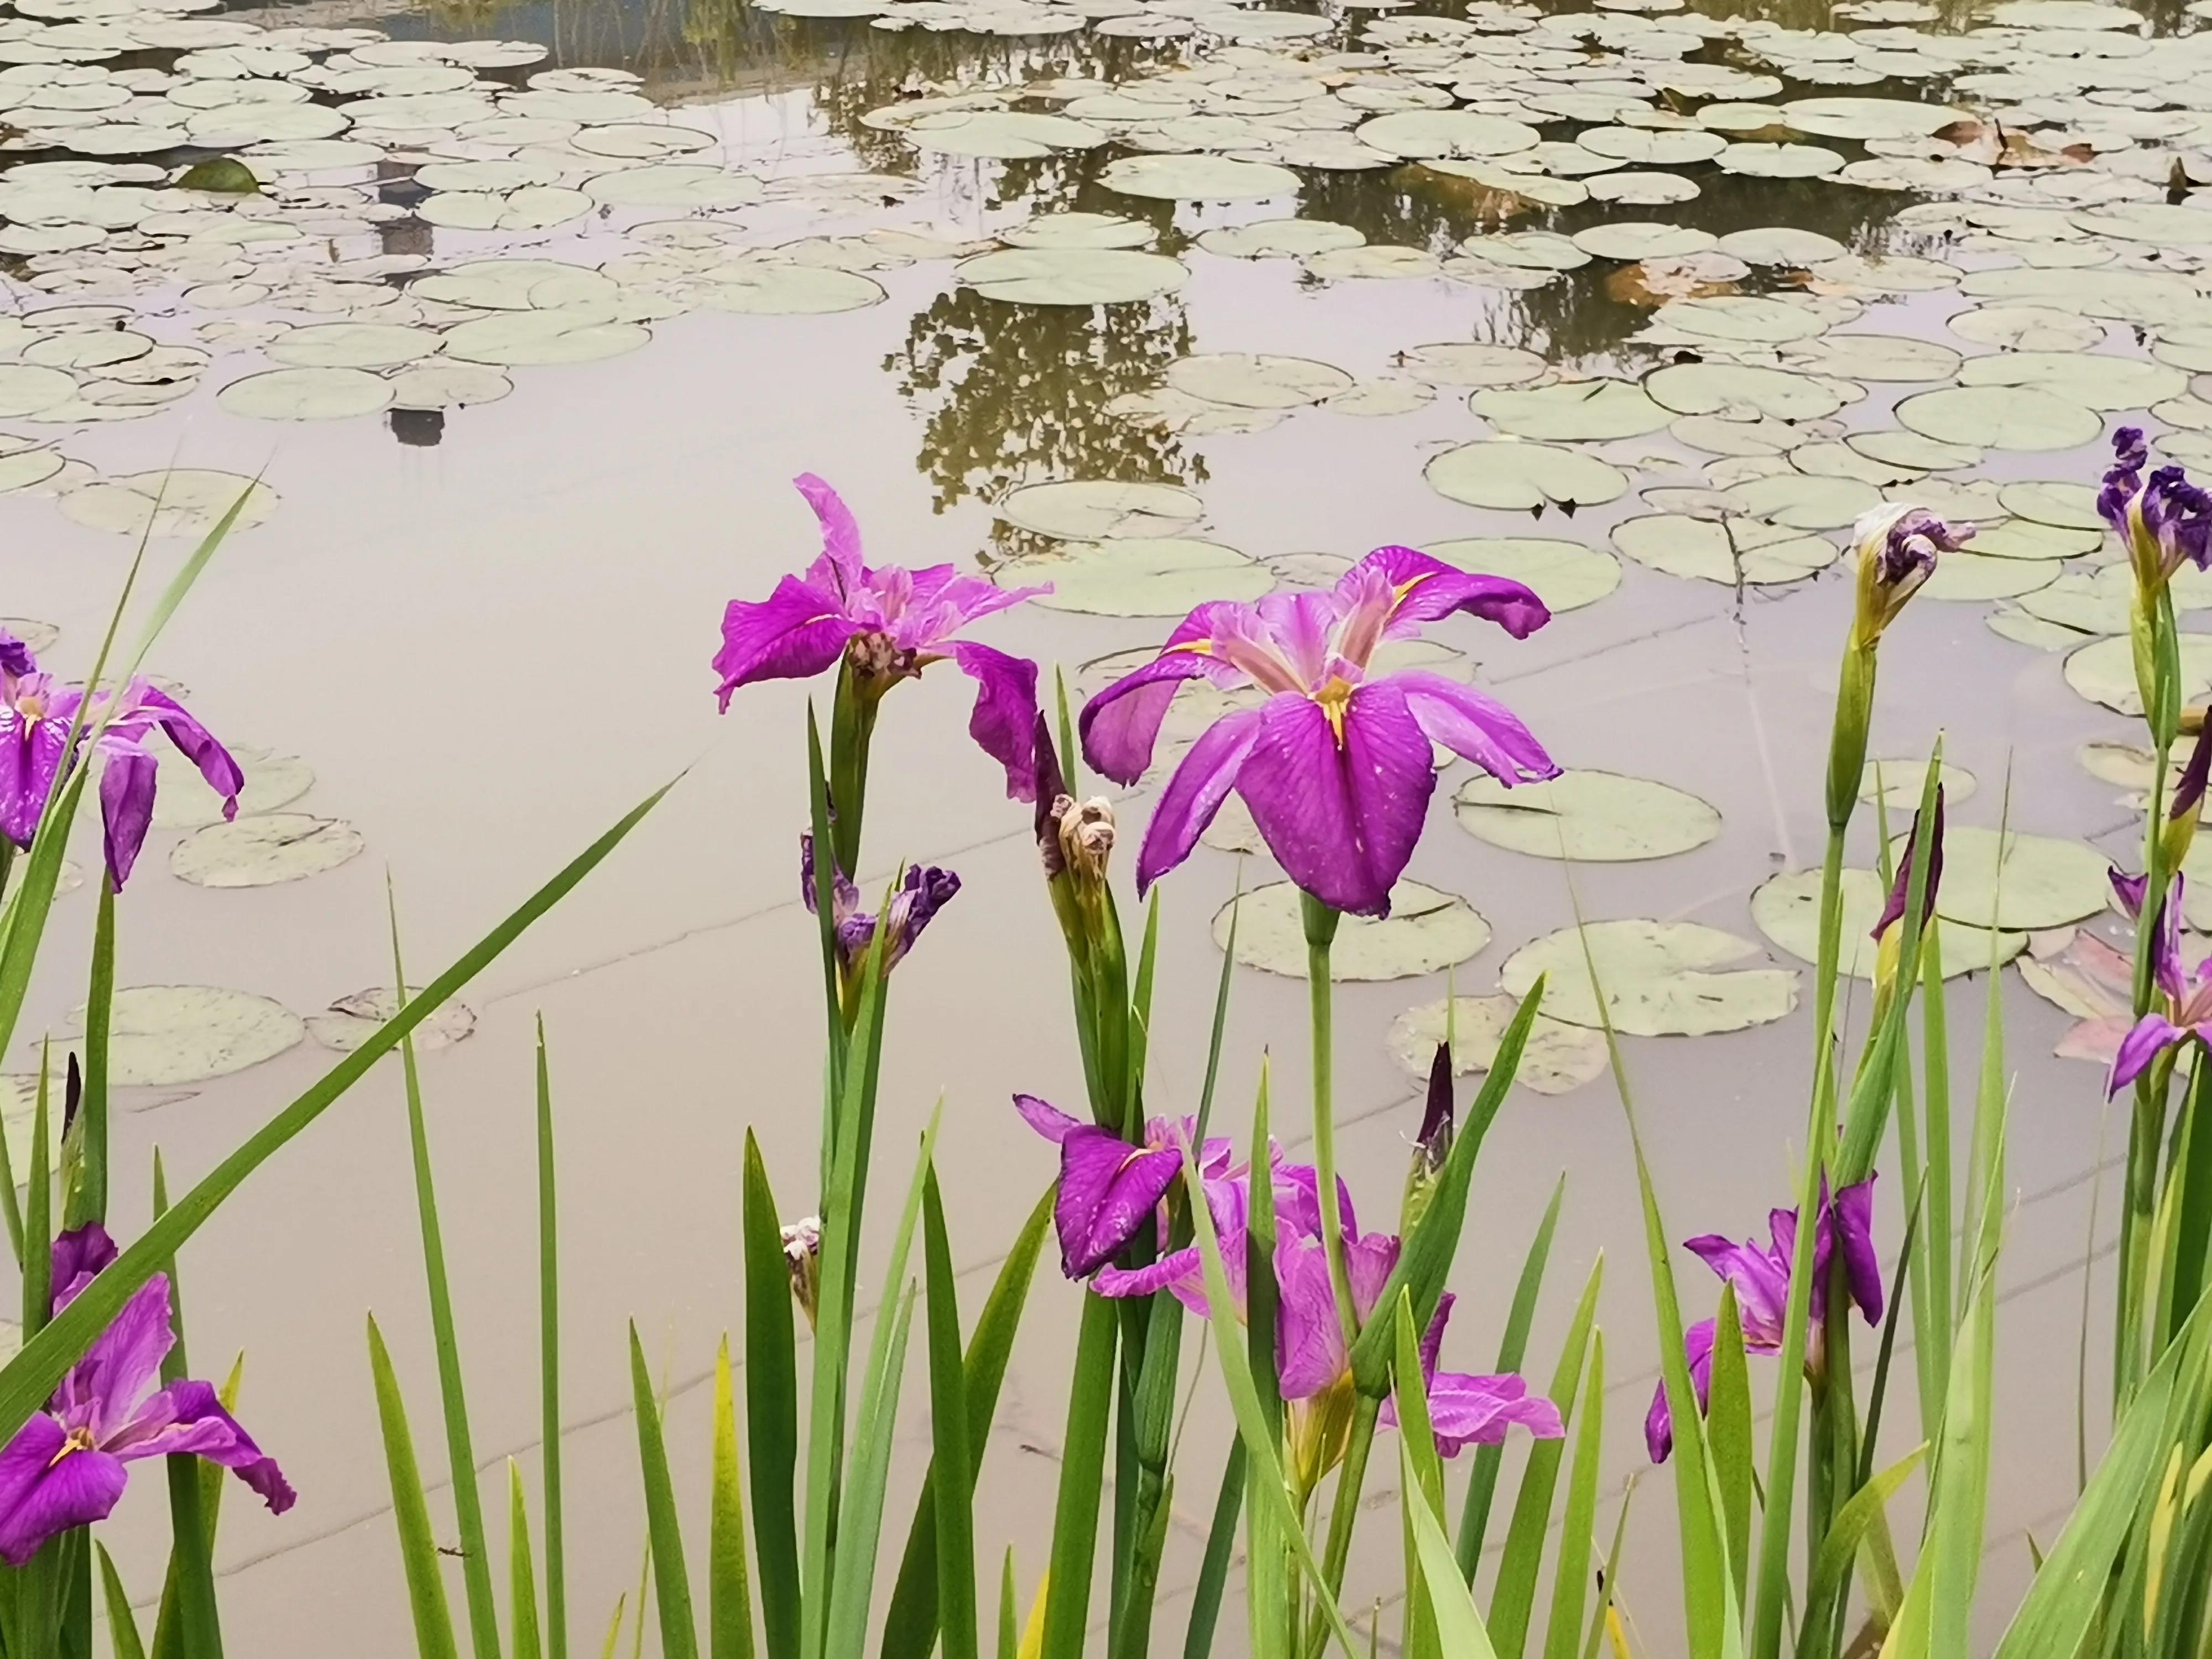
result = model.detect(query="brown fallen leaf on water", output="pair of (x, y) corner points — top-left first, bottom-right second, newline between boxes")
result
(1606, 252), (1745, 306)
(1932, 117), (2093, 169)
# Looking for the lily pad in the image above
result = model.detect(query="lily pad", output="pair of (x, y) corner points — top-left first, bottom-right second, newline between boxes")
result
(1750, 867), (2024, 979)
(1452, 769), (1720, 861)
(1384, 993), (1609, 1095)
(1422, 538), (1621, 611)
(1355, 109), (1538, 159)
(1397, 343), (1547, 387)
(1213, 880), (1490, 980)
(1907, 825), (2110, 930)
(1646, 362), (1848, 422)
(59, 470), (276, 537)
(1919, 550), (2058, 602)
(1099, 154), (1298, 200)
(998, 480), (1202, 540)
(691, 265), (886, 315)
(151, 743), (312, 828)
(54, 985), (302, 1086)
(1955, 350), (2185, 411)
(995, 537), (1270, 615)
(1611, 514), (1839, 583)
(1471, 379), (1668, 440)
(1423, 441), (1627, 512)
(1947, 305), (2105, 353)
(956, 248), (1186, 305)
(1893, 385), (2100, 452)
(1499, 919), (1799, 1036)
(1197, 219), (1365, 258)
(217, 366), (392, 421)
(170, 813), (366, 888)
(306, 986), (477, 1053)
(1997, 479), (2104, 531)
(2065, 633), (2212, 715)
(1167, 354), (1353, 410)
(1860, 758), (1976, 811)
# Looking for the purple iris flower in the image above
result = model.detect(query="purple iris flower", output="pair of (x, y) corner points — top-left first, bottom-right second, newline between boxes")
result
(1380, 1292), (1565, 1455)
(1647, 1177), (1882, 1463)
(2106, 874), (2212, 1095)
(1077, 546), (1557, 919)
(0, 637), (242, 889)
(2100, 429), (2212, 585)
(1013, 1094), (1234, 1279)
(799, 833), (957, 975)
(0, 1224), (291, 1565)
(1870, 789), (1944, 946)
(1849, 506), (1973, 646)
(713, 476), (1048, 801)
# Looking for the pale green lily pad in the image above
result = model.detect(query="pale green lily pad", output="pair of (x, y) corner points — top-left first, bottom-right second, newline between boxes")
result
(1213, 880), (1490, 980)
(998, 480), (1202, 540)
(1327, 380), (1435, 418)
(1002, 212), (1152, 250)
(996, 537), (1270, 615)
(1655, 295), (1829, 345)
(1955, 349), (2186, 411)
(152, 743), (311, 829)
(1970, 518), (2101, 560)
(2022, 573), (2128, 636)
(1384, 993), (1609, 1095)
(1727, 472), (1880, 530)
(306, 986), (476, 1053)
(1471, 379), (1668, 440)
(217, 366), (392, 421)
(170, 813), (365, 887)
(1167, 354), (1353, 410)
(1893, 385), (2100, 451)
(956, 248), (1186, 305)
(581, 165), (761, 210)
(388, 363), (514, 410)
(1422, 538), (1621, 611)
(905, 110), (1105, 159)
(1355, 109), (1538, 159)
(1197, 219), (1364, 258)
(1612, 514), (1839, 583)
(1672, 414), (1803, 457)
(1781, 96), (1958, 139)
(1990, 610), (2094, 651)
(1861, 758), (1976, 811)
(442, 312), (649, 367)
(58, 470), (276, 537)
(1948, 305), (2105, 353)
(53, 985), (302, 1086)
(692, 265), (886, 315)
(1714, 226), (1848, 265)
(1423, 441), (1627, 512)
(1997, 480), (2104, 531)
(1850, 430), (1983, 470)
(1499, 919), (1799, 1036)
(419, 185), (591, 230)
(267, 322), (442, 370)
(1750, 867), (2023, 979)
(1100, 154), (1298, 200)
(1906, 824), (2110, 930)
(1303, 247), (1442, 281)
(1646, 362), (1848, 421)
(1918, 550), (2058, 602)
(1571, 222), (1717, 262)
(1784, 333), (1959, 383)
(1452, 769), (1720, 861)
(2066, 633), (2212, 715)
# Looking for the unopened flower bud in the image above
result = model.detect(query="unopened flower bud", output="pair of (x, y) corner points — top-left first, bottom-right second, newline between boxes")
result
(782, 1217), (822, 1329)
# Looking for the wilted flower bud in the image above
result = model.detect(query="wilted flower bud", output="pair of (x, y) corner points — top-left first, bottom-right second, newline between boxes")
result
(1402, 1041), (1455, 1234)
(1032, 713), (1070, 878)
(1850, 505), (1973, 652)
(782, 1216), (822, 1329)
(800, 834), (959, 983)
(1058, 798), (1115, 882)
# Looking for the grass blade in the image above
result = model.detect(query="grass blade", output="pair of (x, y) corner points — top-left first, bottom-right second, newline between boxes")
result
(1804, 1447), (1923, 1638)
(538, 1021), (568, 1659)
(923, 1170), (978, 1659)
(1457, 1174), (1566, 1581)
(368, 1313), (461, 1659)
(512, 1463), (544, 1659)
(1182, 1442), (1244, 1659)
(1401, 1439), (1501, 1659)
(997, 1552), (1018, 1659)
(741, 1133), (800, 1659)
(1542, 1331), (1606, 1659)
(1490, 1256), (1602, 1659)
(68, 880), (114, 1229)
(0, 779), (674, 1441)
(711, 1339), (755, 1659)
(1394, 1295), (1445, 1659)
(1705, 1288), (1752, 1604)
(98, 1543), (147, 1659)
(630, 1324), (698, 1659)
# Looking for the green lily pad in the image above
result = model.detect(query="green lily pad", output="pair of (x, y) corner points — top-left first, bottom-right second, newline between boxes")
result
(905, 109), (1105, 159)
(956, 248), (1186, 305)
(442, 312), (650, 367)
(1423, 441), (1627, 512)
(267, 322), (442, 371)
(1099, 154), (1298, 200)
(1646, 362), (1849, 422)
(997, 537), (1271, 615)
(1783, 333), (1959, 383)
(53, 985), (302, 1086)
(1893, 385), (2100, 452)
(1571, 222), (1718, 262)
(1849, 430), (1983, 470)
(1499, 919), (1799, 1036)
(1947, 305), (2105, 353)
(1422, 538), (1621, 611)
(1471, 379), (1669, 440)
(1905, 825), (2110, 930)
(59, 470), (277, 538)
(170, 813), (365, 888)
(1384, 993), (1609, 1096)
(2065, 633), (2212, 715)
(1727, 473), (1881, 530)
(1167, 354), (1353, 410)
(1655, 295), (1830, 345)
(306, 986), (476, 1053)
(1302, 246), (1443, 280)
(1355, 109), (1538, 159)
(217, 367), (392, 421)
(1861, 758), (1976, 811)
(1920, 550), (2058, 601)
(1453, 769), (1720, 861)
(1612, 514), (1839, 584)
(1213, 880), (1490, 980)
(1750, 867), (2024, 979)
(692, 265), (886, 315)
(1954, 350), (2186, 411)
(997, 481), (1203, 540)
(1398, 343), (1548, 387)
(2024, 573), (2128, 637)
(1997, 480), (2105, 531)
(1197, 219), (1365, 258)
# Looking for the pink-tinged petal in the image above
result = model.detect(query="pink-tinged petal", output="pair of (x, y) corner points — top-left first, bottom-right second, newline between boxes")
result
(0, 714), (66, 848)
(69, 1276), (174, 1444)
(1426, 1373), (1563, 1457)
(0, 1441), (127, 1565)
(1093, 1245), (1209, 1316)
(898, 570), (1044, 653)
(794, 473), (865, 596)
(1080, 655), (1225, 785)
(951, 643), (1041, 802)
(1646, 1318), (1717, 1464)
(1396, 672), (1559, 785)
(104, 1380), (294, 1512)
(712, 576), (861, 709)
(1269, 1161), (1359, 1242)
(1250, 592), (1339, 688)
(136, 686), (243, 815)
(2057, 1013), (2135, 1065)
(1014, 1093), (1082, 1145)
(1239, 685), (1433, 919)
(1273, 1236), (1349, 1400)
(2109, 1014), (2186, 1096)
(1346, 547), (1552, 639)
(1345, 1232), (1401, 1327)
(1055, 1131), (1182, 1279)
(1135, 707), (1264, 897)
(97, 745), (155, 889)
(1684, 1234), (1790, 1350)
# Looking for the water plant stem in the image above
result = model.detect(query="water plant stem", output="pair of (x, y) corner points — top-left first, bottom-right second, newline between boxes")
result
(1302, 1401), (1379, 1659)
(1301, 894), (1355, 1342)
(2120, 726), (2176, 1408)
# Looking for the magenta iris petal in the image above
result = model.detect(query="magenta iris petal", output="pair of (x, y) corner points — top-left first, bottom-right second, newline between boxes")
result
(2110, 1014), (2187, 1095)
(1427, 1373), (1564, 1456)
(1683, 1233), (1791, 1349)
(1350, 546), (1552, 639)
(0, 1428), (127, 1566)
(1238, 688), (1432, 919)
(97, 748), (156, 889)
(794, 472), (865, 594)
(1053, 1130), (1183, 1279)
(51, 1222), (116, 1311)
(65, 1277), (176, 1438)
(1273, 1236), (1349, 1400)
(1079, 644), (1236, 786)
(1135, 707), (1264, 896)
(951, 641), (1042, 803)
(1647, 1318), (1718, 1464)
(1397, 672), (1559, 785)
(105, 1379), (295, 1512)
(0, 709), (65, 849)
(713, 575), (862, 707)
(1014, 1092), (1082, 1145)
(1830, 1176), (1883, 1326)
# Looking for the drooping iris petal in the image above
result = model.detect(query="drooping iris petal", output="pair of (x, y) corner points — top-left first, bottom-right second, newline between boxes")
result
(2111, 867), (2150, 921)
(1014, 1092), (1082, 1145)
(137, 688), (243, 811)
(713, 575), (863, 707)
(1397, 672), (1559, 786)
(1829, 1176), (1884, 1326)
(1647, 1318), (1718, 1464)
(1052, 1128), (1184, 1279)
(1683, 1233), (1791, 1350)
(1427, 1373), (1564, 1456)
(1348, 546), (1551, 640)
(1239, 687), (1433, 919)
(1345, 1232), (1400, 1327)
(0, 713), (66, 848)
(1079, 608), (1249, 784)
(794, 472), (865, 597)
(1135, 707), (1264, 897)
(0, 1432), (127, 1566)
(894, 568), (1044, 656)
(952, 641), (1041, 803)
(103, 1380), (295, 1512)
(97, 747), (158, 889)
(2110, 1013), (2187, 1095)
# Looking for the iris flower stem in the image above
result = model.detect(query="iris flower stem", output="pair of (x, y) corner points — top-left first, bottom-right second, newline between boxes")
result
(827, 662), (878, 881)
(2119, 716), (2176, 1409)
(1301, 1400), (1378, 1659)
(1811, 826), (1850, 1113)
(1301, 895), (1357, 1343)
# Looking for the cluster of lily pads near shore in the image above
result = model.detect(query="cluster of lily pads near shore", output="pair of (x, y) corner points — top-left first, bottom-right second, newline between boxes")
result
(3, 421), (2212, 1659)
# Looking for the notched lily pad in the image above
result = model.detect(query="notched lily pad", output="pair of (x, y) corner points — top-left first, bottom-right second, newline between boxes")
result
(1423, 440), (1627, 512)
(1213, 880), (1490, 980)
(306, 985), (477, 1053)
(1499, 919), (1799, 1036)
(1384, 993), (1609, 1096)
(170, 812), (366, 888)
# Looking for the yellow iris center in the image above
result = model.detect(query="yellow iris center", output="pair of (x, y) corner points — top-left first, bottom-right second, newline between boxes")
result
(1313, 677), (1355, 745)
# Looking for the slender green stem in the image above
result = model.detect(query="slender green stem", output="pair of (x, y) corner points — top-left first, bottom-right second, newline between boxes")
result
(1300, 896), (1354, 1340)
(1810, 826), (1849, 1105)
(2119, 727), (2176, 1408)
(1301, 1400), (1379, 1659)
(537, 1021), (568, 1659)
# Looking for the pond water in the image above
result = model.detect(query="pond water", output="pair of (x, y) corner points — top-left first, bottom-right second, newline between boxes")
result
(0, 0), (2198, 1646)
